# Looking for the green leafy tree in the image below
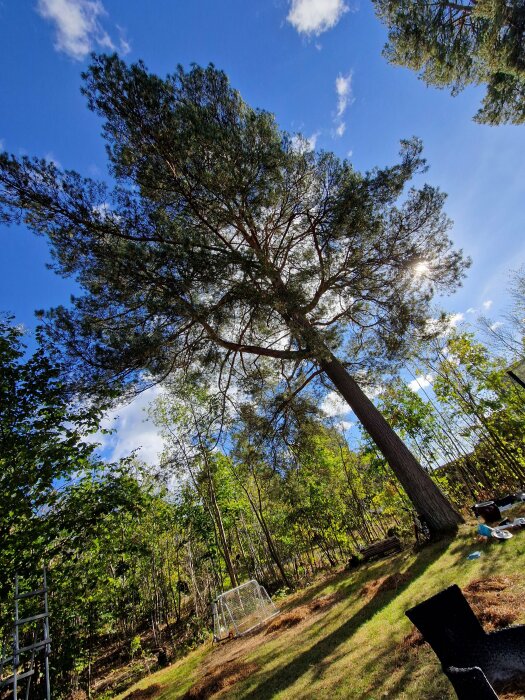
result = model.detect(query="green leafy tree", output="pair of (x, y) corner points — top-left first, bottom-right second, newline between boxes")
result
(431, 331), (525, 488)
(0, 56), (468, 534)
(374, 0), (525, 124)
(0, 317), (102, 594)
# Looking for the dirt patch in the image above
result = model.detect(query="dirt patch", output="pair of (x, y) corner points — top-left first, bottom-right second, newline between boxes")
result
(183, 661), (258, 699)
(360, 572), (411, 598)
(124, 684), (163, 699)
(464, 575), (522, 630)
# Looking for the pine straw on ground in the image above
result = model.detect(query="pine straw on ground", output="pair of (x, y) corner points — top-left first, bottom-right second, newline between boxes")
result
(360, 572), (411, 598)
(265, 591), (344, 635)
(124, 684), (163, 699)
(182, 661), (258, 700)
(464, 575), (522, 631)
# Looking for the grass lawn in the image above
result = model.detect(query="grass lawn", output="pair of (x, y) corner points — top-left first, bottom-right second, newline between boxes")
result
(115, 520), (525, 700)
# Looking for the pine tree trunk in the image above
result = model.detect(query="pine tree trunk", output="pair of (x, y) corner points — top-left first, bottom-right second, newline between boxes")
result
(319, 353), (463, 535)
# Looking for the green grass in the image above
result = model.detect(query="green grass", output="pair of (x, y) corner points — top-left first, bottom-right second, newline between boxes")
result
(114, 523), (525, 700)
(112, 644), (211, 700)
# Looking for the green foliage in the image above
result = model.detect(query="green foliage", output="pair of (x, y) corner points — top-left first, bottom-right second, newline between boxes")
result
(0, 317), (103, 594)
(431, 331), (525, 490)
(374, 0), (525, 124)
(0, 55), (467, 416)
(130, 635), (142, 659)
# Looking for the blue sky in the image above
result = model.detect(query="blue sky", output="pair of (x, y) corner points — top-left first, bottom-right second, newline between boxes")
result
(1, 0), (524, 463)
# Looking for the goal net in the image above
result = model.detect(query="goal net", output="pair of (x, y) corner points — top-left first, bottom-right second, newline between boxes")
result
(212, 580), (279, 641)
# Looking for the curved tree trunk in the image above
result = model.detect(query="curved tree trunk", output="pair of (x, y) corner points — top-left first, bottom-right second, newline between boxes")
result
(319, 353), (463, 535)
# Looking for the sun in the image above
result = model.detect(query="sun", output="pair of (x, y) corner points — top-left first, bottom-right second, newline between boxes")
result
(413, 261), (430, 277)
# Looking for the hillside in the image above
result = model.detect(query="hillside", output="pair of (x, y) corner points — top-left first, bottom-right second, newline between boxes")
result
(114, 522), (525, 700)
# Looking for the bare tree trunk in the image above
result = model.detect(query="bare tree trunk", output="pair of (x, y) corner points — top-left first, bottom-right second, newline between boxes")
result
(319, 353), (463, 535)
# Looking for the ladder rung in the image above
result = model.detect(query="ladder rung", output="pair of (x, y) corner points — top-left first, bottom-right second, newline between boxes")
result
(16, 613), (48, 626)
(18, 638), (51, 654)
(0, 668), (35, 687)
(16, 588), (47, 600)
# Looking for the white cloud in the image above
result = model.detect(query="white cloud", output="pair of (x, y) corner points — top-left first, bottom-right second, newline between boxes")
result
(424, 312), (464, 337)
(291, 131), (320, 152)
(347, 149), (353, 158)
(466, 307), (477, 314)
(321, 390), (350, 417)
(287, 0), (349, 36)
(90, 385), (165, 466)
(45, 152), (62, 169)
(36, 0), (130, 60)
(408, 373), (433, 392)
(364, 384), (383, 400)
(338, 420), (355, 431)
(449, 312), (464, 327)
(333, 71), (353, 138)
(490, 321), (504, 331)
(482, 299), (493, 310)
(336, 72), (352, 116)
(0, 138), (5, 151)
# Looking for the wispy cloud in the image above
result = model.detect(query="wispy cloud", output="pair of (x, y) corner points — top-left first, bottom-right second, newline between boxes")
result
(0, 138), (5, 152)
(333, 71), (353, 137)
(482, 299), (493, 310)
(490, 321), (504, 331)
(36, 0), (130, 60)
(336, 72), (352, 116)
(287, 0), (348, 36)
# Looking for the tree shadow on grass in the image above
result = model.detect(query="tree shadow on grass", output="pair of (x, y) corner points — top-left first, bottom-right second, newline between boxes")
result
(280, 550), (410, 613)
(446, 530), (524, 577)
(240, 539), (452, 700)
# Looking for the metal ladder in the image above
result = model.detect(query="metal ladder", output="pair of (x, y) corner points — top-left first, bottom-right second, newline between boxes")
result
(0, 568), (51, 699)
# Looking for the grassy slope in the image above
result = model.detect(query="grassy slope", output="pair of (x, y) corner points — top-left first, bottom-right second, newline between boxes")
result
(115, 522), (525, 700)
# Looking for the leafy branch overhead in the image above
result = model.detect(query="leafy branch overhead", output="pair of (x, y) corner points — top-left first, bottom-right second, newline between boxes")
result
(374, 0), (525, 124)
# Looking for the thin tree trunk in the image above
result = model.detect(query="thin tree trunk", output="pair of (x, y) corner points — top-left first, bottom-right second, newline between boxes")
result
(207, 473), (239, 587)
(319, 353), (463, 535)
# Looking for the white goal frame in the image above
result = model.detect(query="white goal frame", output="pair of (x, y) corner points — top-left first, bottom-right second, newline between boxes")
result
(212, 579), (279, 641)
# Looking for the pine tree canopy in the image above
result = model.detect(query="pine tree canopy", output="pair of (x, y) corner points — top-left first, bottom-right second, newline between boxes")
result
(0, 54), (468, 401)
(374, 0), (525, 124)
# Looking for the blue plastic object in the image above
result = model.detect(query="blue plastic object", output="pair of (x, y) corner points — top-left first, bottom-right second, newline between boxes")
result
(467, 551), (482, 560)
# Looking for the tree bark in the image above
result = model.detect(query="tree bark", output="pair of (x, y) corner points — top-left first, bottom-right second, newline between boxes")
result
(319, 353), (463, 535)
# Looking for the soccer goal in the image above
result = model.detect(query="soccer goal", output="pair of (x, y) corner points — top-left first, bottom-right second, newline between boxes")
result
(212, 580), (279, 641)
